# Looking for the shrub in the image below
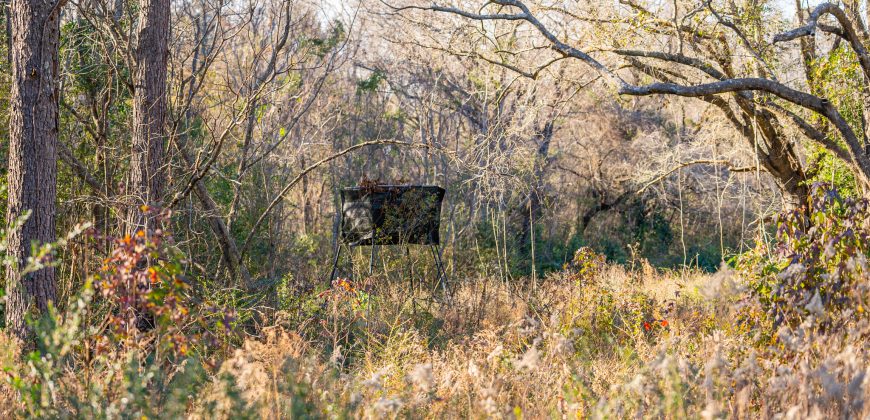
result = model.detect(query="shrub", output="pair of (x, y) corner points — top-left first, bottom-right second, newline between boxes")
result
(2, 213), (233, 417)
(566, 247), (606, 285)
(738, 183), (870, 333)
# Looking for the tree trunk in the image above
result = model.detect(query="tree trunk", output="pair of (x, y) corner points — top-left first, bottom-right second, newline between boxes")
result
(518, 120), (554, 250)
(189, 159), (253, 285)
(128, 0), (169, 234)
(750, 108), (810, 210)
(6, 0), (62, 340)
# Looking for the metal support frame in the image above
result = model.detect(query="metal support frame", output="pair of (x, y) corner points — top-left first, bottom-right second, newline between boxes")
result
(429, 245), (449, 295)
(327, 189), (450, 297)
(328, 242), (449, 294)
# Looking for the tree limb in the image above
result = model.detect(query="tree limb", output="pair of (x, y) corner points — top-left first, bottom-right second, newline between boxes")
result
(773, 2), (870, 81)
(401, 0), (870, 185)
(638, 159), (760, 194)
(57, 140), (108, 197)
(612, 49), (726, 80)
(766, 102), (852, 163)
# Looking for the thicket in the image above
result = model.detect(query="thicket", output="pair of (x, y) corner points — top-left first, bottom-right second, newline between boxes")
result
(0, 184), (866, 418)
(2, 0), (870, 417)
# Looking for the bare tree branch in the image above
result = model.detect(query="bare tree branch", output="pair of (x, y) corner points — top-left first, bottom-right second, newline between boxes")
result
(766, 102), (852, 163)
(611, 49), (726, 80)
(57, 141), (108, 198)
(238, 139), (454, 260)
(774, 2), (870, 80)
(396, 0), (870, 185)
(638, 159), (760, 194)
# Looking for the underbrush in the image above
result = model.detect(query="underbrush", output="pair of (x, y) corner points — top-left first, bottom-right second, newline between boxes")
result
(1, 184), (869, 418)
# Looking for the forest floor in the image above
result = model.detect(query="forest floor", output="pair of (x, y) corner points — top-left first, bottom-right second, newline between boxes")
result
(1, 247), (867, 418)
(182, 260), (868, 418)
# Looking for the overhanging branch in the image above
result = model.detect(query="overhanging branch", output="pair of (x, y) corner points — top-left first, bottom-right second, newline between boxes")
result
(395, 0), (870, 185)
(773, 2), (870, 80)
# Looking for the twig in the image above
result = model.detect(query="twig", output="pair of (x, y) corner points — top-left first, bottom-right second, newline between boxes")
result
(238, 139), (451, 259)
(637, 159), (760, 194)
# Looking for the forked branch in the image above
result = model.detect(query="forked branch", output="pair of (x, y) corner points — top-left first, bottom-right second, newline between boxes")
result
(388, 0), (870, 185)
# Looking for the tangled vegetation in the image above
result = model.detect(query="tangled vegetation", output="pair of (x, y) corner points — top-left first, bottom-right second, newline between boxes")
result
(4, 0), (870, 417)
(0, 185), (866, 418)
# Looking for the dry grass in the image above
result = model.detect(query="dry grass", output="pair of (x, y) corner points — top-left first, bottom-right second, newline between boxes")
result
(185, 262), (868, 418)
(2, 261), (868, 418)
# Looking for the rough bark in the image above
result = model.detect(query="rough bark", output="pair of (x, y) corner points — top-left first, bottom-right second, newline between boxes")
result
(6, 0), (63, 339)
(128, 0), (169, 234)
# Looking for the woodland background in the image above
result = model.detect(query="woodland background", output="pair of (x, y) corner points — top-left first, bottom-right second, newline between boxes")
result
(0, 0), (869, 417)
